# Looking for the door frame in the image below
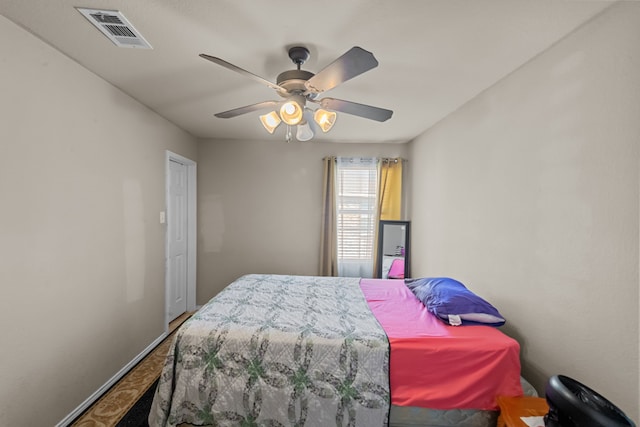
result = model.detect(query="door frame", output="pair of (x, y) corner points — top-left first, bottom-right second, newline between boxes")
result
(165, 151), (197, 331)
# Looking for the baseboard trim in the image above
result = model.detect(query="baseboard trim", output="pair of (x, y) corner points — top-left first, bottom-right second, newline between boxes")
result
(55, 332), (168, 427)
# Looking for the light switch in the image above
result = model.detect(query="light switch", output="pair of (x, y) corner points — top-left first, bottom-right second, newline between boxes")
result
(160, 211), (166, 224)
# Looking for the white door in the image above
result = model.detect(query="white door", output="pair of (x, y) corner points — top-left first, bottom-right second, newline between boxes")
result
(167, 158), (188, 321)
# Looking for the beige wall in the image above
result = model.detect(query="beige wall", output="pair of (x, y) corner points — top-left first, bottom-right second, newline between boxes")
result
(196, 139), (408, 302)
(409, 3), (639, 421)
(0, 16), (198, 426)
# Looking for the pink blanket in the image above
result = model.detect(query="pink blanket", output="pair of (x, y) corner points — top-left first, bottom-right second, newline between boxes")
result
(360, 278), (523, 410)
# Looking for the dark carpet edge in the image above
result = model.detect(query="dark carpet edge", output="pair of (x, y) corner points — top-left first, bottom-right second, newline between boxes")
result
(115, 378), (159, 427)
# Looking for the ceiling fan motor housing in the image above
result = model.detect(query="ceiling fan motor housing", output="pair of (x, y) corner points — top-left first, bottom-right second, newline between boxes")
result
(276, 69), (315, 96)
(274, 46), (317, 98)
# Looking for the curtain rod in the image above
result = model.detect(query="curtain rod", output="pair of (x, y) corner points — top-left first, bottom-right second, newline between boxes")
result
(322, 156), (407, 163)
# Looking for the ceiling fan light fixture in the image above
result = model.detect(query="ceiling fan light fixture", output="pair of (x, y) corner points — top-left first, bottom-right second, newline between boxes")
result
(296, 121), (314, 142)
(280, 96), (305, 126)
(259, 111), (281, 134)
(314, 109), (337, 132)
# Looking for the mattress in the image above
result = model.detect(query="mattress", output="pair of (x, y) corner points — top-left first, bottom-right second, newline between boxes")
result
(389, 377), (538, 427)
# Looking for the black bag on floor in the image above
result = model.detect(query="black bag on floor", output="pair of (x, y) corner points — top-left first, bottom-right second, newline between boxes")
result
(544, 375), (635, 427)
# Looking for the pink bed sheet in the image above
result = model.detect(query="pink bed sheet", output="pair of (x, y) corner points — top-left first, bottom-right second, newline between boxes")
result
(360, 278), (523, 410)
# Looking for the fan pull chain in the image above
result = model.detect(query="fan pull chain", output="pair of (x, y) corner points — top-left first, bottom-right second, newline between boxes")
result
(285, 125), (293, 143)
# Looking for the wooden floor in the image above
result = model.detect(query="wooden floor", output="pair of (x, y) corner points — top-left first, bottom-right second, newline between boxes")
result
(71, 312), (194, 426)
(169, 311), (194, 333)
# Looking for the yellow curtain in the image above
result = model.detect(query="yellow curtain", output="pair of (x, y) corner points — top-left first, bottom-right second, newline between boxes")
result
(378, 158), (403, 220)
(319, 156), (338, 276)
(373, 158), (403, 276)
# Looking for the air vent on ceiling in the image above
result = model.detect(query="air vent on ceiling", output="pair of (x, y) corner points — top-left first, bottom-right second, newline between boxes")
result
(76, 8), (152, 49)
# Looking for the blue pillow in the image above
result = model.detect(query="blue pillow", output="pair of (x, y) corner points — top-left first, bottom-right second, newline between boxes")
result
(405, 277), (506, 327)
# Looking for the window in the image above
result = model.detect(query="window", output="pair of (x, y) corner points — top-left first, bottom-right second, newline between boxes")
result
(335, 157), (378, 277)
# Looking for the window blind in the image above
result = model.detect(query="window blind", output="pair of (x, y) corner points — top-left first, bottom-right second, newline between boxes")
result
(335, 158), (378, 261)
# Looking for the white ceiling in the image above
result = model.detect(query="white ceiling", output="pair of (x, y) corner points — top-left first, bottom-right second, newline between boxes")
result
(1, 0), (614, 143)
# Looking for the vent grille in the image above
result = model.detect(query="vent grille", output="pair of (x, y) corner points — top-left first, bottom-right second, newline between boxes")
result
(76, 8), (152, 49)
(104, 24), (136, 38)
(90, 13), (123, 25)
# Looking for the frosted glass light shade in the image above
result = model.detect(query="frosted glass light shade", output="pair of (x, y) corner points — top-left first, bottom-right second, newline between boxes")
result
(259, 111), (281, 134)
(313, 109), (337, 132)
(296, 121), (314, 141)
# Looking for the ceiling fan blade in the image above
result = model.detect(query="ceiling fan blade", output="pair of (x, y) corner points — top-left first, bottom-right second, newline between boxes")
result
(214, 101), (279, 119)
(318, 98), (393, 122)
(200, 54), (286, 94)
(305, 47), (379, 94)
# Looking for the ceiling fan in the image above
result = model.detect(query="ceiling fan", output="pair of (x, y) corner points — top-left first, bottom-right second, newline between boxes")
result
(199, 46), (393, 141)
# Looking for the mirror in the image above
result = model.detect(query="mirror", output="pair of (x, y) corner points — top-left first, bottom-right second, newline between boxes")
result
(376, 220), (410, 279)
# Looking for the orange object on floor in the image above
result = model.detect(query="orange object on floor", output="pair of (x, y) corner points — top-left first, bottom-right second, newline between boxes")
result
(496, 395), (549, 427)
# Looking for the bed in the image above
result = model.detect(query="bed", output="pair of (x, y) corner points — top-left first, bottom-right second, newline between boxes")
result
(149, 274), (529, 427)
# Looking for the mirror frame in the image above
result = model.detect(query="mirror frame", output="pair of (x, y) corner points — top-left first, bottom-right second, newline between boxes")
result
(376, 220), (411, 279)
